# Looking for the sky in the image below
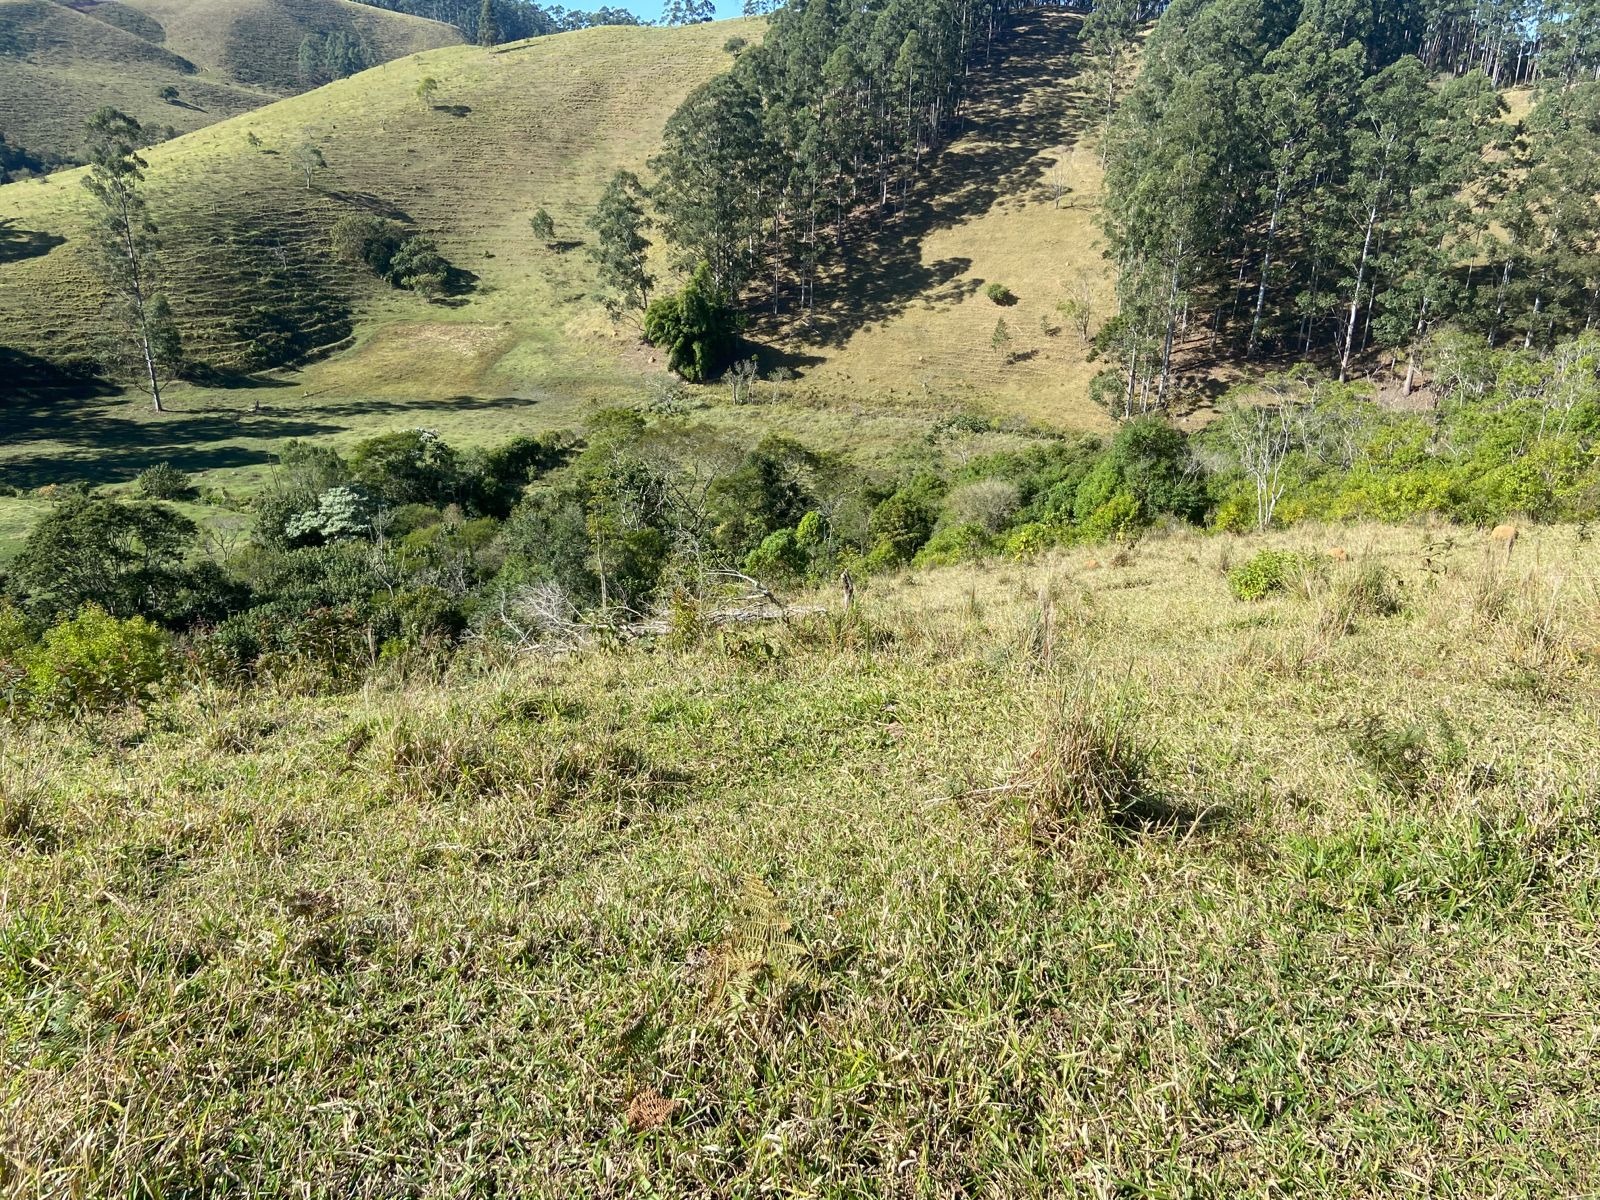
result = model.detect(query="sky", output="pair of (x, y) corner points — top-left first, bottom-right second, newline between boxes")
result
(608, 1), (748, 25)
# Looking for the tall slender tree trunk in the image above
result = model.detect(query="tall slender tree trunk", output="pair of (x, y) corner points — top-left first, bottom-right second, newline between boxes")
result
(1248, 171), (1287, 357)
(1340, 195), (1381, 382)
(1489, 258), (1512, 347)
(115, 189), (163, 412)
(1158, 245), (1182, 406)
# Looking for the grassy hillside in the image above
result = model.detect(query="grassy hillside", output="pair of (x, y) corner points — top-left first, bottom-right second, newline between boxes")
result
(0, 0), (268, 158)
(0, 12), (1113, 505)
(3, 523), (1598, 1194)
(0, 19), (757, 377)
(0, 17), (773, 511)
(126, 0), (464, 91)
(0, 0), (459, 162)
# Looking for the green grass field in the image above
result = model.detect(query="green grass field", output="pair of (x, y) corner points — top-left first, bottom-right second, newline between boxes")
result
(4, 522), (1598, 1195)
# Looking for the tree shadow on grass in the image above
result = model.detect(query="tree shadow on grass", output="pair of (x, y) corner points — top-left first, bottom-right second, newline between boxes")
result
(741, 342), (827, 378)
(0, 395), (344, 489)
(433, 263), (480, 303)
(0, 347), (116, 402)
(0, 219), (67, 264)
(323, 190), (413, 222)
(301, 394), (539, 420)
(183, 364), (300, 390)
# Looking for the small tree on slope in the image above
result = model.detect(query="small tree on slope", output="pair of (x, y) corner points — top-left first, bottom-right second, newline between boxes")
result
(81, 107), (182, 413)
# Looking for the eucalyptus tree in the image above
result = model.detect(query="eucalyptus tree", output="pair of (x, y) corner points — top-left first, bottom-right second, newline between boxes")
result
(588, 169), (654, 317)
(81, 107), (182, 412)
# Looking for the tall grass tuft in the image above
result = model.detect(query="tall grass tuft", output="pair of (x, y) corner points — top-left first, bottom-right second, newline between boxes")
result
(1026, 689), (1155, 843)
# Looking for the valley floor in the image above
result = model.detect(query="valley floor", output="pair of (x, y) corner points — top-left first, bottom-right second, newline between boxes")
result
(3, 523), (1598, 1196)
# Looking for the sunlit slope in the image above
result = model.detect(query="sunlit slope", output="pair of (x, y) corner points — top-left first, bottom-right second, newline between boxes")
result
(0, 0), (268, 158)
(123, 0), (463, 92)
(0, 20), (754, 387)
(0, 0), (459, 161)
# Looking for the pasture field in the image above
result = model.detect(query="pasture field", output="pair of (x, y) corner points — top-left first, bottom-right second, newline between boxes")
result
(3, 523), (1598, 1196)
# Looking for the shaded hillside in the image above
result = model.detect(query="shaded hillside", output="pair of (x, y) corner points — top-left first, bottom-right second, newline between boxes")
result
(127, 0), (463, 91)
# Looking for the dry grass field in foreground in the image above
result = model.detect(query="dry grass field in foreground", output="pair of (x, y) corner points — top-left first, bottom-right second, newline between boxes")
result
(2, 523), (1599, 1196)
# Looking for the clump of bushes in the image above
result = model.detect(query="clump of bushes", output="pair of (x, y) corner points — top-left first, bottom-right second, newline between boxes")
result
(329, 214), (452, 298)
(1227, 549), (1310, 601)
(1, 604), (170, 716)
(7, 329), (1599, 717)
(135, 463), (192, 500)
(984, 282), (1018, 306)
(643, 263), (741, 382)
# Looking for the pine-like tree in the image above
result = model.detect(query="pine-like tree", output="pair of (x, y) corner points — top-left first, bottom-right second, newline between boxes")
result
(81, 108), (182, 413)
(478, 0), (499, 46)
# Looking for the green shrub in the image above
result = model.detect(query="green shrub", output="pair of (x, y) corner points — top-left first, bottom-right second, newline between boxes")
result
(984, 282), (1017, 306)
(867, 490), (936, 565)
(0, 603), (39, 707)
(11, 496), (206, 626)
(1003, 521), (1056, 558)
(643, 262), (740, 382)
(135, 463), (192, 500)
(745, 528), (809, 581)
(349, 429), (461, 508)
(1226, 549), (1308, 601)
(1078, 418), (1207, 526)
(463, 434), (569, 519)
(22, 606), (170, 715)
(1079, 490), (1142, 542)
(795, 511), (828, 552)
(330, 213), (406, 278)
(912, 523), (991, 567)
(390, 236), (450, 298)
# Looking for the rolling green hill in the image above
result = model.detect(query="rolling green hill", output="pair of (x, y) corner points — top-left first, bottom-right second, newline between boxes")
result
(119, 0), (464, 91)
(0, 10), (1114, 512)
(0, 17), (767, 507)
(0, 0), (461, 162)
(0, 18), (757, 384)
